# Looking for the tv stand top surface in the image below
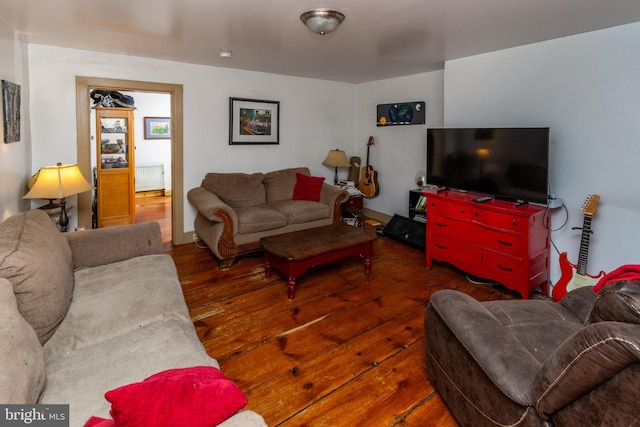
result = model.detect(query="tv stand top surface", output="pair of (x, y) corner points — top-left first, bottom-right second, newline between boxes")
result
(422, 189), (545, 214)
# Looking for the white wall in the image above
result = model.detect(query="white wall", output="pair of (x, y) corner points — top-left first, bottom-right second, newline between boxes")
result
(16, 23), (640, 287)
(130, 92), (172, 191)
(355, 71), (445, 218)
(443, 22), (640, 287)
(27, 44), (355, 233)
(0, 25), (31, 220)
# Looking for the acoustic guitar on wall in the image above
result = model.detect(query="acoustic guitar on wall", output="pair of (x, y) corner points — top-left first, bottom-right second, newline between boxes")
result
(552, 194), (605, 301)
(358, 136), (379, 198)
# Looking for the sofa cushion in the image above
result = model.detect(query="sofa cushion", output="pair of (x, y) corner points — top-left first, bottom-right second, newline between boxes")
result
(292, 173), (325, 202)
(0, 278), (46, 403)
(105, 366), (247, 427)
(0, 209), (74, 344)
(560, 286), (596, 323)
(482, 298), (584, 364)
(264, 167), (310, 204)
(269, 200), (331, 225)
(235, 205), (288, 234)
(43, 254), (193, 358)
(40, 319), (220, 426)
(201, 172), (265, 208)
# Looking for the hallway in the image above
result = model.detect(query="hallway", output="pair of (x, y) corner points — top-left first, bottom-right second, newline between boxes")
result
(135, 195), (172, 244)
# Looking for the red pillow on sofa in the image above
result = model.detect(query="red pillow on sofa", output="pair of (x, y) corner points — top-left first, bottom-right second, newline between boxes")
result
(104, 366), (247, 427)
(84, 417), (115, 427)
(292, 173), (325, 202)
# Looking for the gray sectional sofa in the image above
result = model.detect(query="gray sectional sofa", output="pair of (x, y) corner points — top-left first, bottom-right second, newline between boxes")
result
(0, 209), (266, 427)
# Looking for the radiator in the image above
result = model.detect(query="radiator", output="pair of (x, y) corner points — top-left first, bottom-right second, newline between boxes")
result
(135, 164), (165, 192)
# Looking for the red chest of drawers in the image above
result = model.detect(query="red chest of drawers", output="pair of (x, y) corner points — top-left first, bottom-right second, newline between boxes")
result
(425, 190), (550, 299)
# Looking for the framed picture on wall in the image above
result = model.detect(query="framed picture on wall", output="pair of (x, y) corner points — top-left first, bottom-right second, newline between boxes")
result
(2, 80), (21, 143)
(229, 97), (279, 145)
(144, 117), (171, 139)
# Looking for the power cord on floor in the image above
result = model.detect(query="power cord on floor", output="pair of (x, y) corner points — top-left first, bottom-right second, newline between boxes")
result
(465, 274), (499, 286)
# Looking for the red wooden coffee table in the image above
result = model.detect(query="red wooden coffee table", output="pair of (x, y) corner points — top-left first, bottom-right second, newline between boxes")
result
(260, 223), (377, 299)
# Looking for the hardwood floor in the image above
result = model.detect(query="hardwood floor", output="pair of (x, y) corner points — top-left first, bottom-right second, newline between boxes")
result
(140, 198), (523, 426)
(169, 238), (524, 427)
(135, 195), (172, 243)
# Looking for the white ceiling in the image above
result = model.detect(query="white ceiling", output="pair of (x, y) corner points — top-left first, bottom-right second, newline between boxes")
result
(2, 0), (640, 83)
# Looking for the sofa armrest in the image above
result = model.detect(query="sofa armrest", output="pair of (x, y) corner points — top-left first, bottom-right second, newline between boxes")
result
(427, 290), (542, 405)
(65, 221), (163, 269)
(187, 186), (238, 230)
(533, 321), (640, 419)
(319, 184), (349, 223)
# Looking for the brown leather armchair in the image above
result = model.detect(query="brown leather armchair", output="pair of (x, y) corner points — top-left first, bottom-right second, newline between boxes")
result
(424, 280), (640, 426)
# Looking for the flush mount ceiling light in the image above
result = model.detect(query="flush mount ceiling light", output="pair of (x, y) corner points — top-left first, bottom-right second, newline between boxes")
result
(219, 50), (233, 58)
(300, 9), (345, 36)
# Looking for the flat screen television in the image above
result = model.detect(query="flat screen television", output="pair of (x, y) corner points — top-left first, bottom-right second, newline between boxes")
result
(427, 127), (549, 204)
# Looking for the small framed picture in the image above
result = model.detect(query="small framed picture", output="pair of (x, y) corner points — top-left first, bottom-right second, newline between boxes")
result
(144, 117), (171, 139)
(2, 80), (21, 143)
(229, 98), (279, 145)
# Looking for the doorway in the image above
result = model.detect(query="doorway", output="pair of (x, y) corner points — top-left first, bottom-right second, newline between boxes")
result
(75, 77), (189, 245)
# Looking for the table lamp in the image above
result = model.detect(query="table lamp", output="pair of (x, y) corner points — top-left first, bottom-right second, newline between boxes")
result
(24, 163), (94, 232)
(322, 149), (350, 185)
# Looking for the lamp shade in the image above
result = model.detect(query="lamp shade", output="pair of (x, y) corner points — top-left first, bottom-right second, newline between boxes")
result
(322, 149), (350, 167)
(300, 9), (345, 36)
(24, 163), (93, 200)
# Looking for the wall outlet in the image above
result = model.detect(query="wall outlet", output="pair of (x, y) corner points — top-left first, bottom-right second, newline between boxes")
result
(192, 232), (199, 242)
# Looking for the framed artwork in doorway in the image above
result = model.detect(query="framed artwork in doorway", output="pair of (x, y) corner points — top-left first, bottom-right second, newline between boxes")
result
(144, 117), (171, 139)
(229, 97), (279, 145)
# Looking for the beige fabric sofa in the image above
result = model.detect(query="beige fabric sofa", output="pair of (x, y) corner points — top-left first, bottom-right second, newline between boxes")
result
(188, 167), (348, 268)
(0, 209), (266, 427)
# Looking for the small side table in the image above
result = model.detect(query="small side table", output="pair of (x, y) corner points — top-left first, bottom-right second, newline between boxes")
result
(342, 194), (364, 227)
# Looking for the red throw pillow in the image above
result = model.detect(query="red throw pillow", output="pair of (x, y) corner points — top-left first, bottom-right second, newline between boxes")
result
(83, 417), (115, 427)
(105, 366), (248, 427)
(292, 173), (325, 202)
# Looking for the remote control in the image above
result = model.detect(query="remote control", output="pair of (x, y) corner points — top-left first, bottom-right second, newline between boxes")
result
(473, 196), (492, 203)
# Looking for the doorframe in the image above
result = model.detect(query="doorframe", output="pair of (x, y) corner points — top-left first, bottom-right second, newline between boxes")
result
(75, 76), (189, 244)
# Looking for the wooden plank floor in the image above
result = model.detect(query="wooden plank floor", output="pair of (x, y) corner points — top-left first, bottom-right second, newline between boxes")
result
(168, 239), (524, 427)
(138, 197), (523, 426)
(135, 195), (172, 243)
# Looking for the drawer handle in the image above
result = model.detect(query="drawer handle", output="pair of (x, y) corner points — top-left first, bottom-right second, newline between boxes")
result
(497, 239), (513, 246)
(435, 243), (447, 249)
(497, 264), (513, 272)
(435, 222), (447, 228)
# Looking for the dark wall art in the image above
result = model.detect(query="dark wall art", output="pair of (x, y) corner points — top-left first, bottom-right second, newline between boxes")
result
(2, 80), (21, 143)
(376, 101), (425, 127)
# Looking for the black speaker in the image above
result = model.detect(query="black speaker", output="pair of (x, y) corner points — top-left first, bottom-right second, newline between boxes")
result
(382, 214), (425, 250)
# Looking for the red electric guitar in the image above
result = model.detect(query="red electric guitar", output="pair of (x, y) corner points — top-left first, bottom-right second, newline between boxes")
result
(358, 136), (379, 198)
(552, 194), (605, 301)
